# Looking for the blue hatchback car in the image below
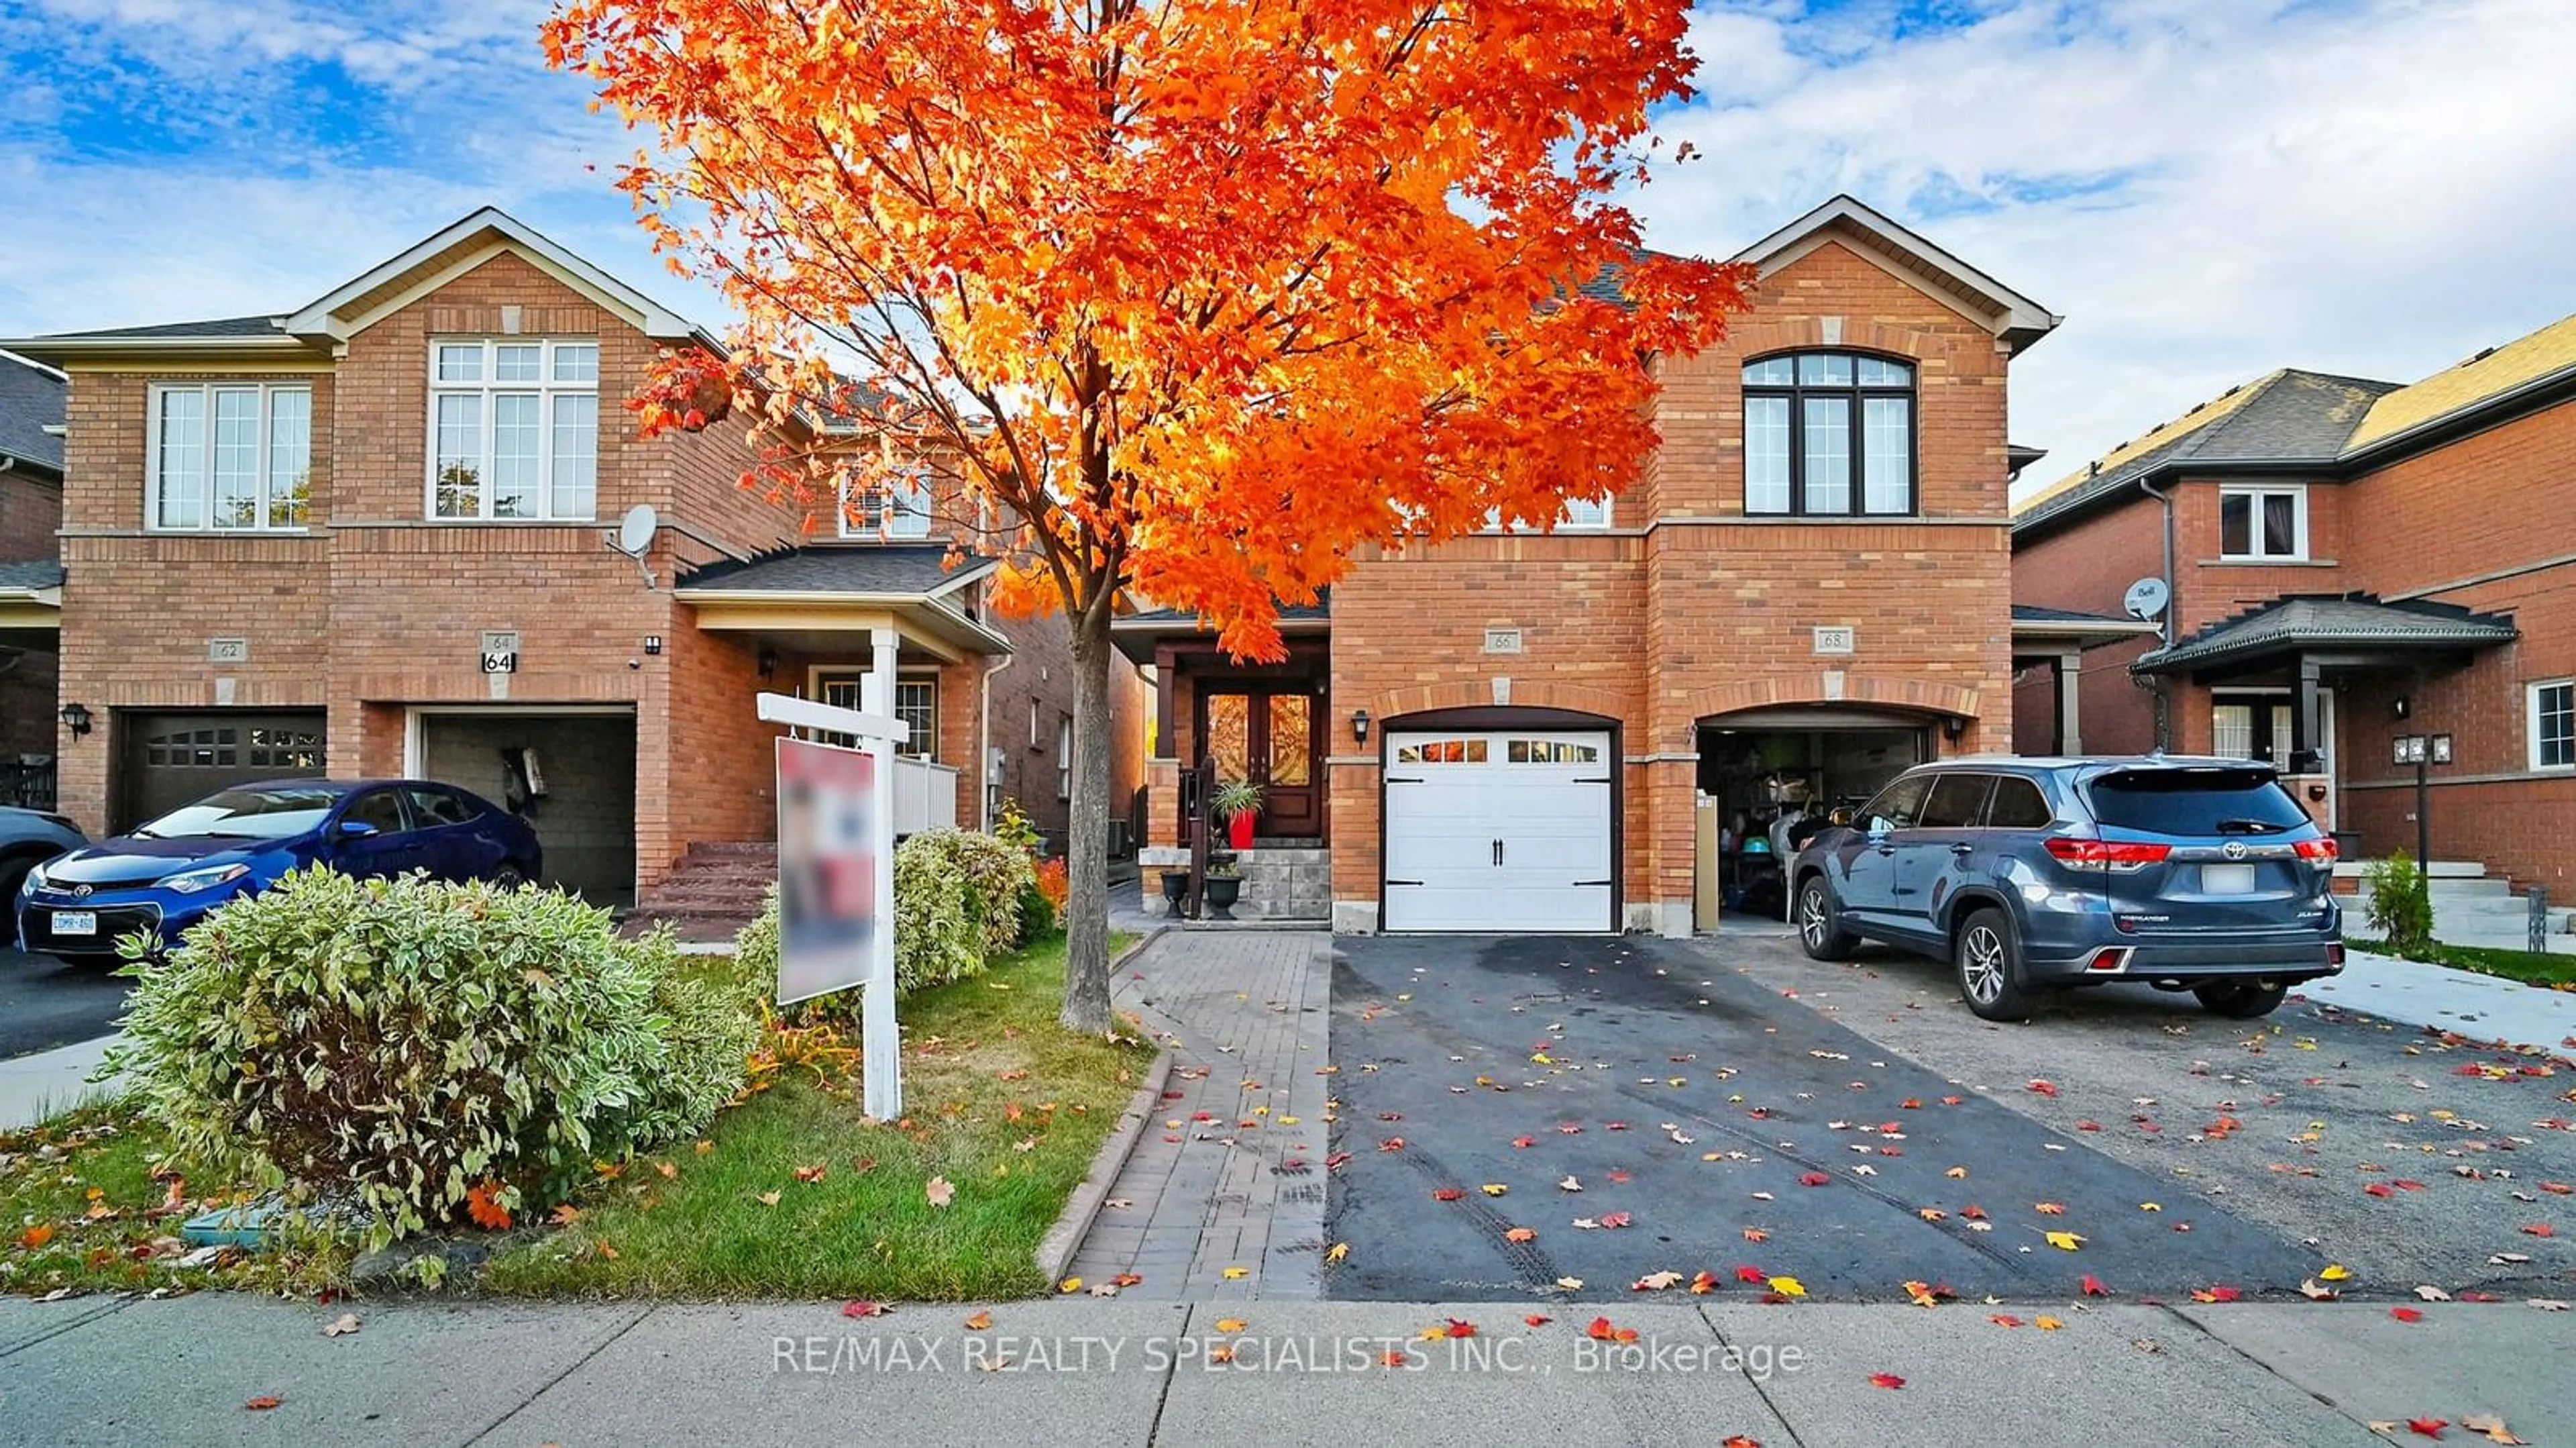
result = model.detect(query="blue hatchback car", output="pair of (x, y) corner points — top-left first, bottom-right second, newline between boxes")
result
(1790, 756), (2343, 1022)
(18, 779), (541, 964)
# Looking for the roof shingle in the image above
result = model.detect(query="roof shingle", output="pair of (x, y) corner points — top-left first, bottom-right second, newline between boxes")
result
(0, 352), (66, 474)
(2134, 595), (2516, 674)
(676, 544), (988, 597)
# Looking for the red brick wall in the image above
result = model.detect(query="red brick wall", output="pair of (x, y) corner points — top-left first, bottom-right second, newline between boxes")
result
(2332, 404), (2576, 889)
(2012, 400), (2576, 892)
(0, 469), (60, 557)
(2010, 490), (2163, 754)
(46, 249), (818, 889)
(1328, 237), (2020, 926)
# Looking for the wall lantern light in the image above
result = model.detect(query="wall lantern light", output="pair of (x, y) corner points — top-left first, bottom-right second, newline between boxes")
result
(58, 701), (92, 739)
(1351, 709), (1370, 745)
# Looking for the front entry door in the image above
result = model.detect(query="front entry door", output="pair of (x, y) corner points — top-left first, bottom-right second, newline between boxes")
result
(1200, 687), (1320, 838)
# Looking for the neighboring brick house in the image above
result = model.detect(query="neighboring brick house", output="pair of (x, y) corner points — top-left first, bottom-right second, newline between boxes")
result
(8, 208), (1135, 915)
(0, 348), (66, 803)
(2011, 311), (2576, 894)
(1124, 196), (2066, 933)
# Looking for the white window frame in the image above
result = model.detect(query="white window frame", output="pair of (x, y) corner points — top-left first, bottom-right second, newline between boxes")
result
(2530, 678), (2575, 772)
(814, 668), (939, 758)
(838, 464), (934, 539)
(147, 382), (313, 533)
(424, 338), (602, 523)
(1477, 496), (1612, 533)
(1057, 713), (1073, 800)
(2216, 484), (2308, 561)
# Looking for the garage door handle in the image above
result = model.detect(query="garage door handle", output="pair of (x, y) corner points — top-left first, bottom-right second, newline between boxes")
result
(1387, 879), (1423, 886)
(1492, 838), (1503, 867)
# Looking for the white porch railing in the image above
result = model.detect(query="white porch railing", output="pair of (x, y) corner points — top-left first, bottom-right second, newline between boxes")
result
(892, 755), (961, 835)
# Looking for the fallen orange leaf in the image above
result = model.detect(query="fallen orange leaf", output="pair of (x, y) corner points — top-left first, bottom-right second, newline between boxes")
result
(1870, 1372), (1907, 1390)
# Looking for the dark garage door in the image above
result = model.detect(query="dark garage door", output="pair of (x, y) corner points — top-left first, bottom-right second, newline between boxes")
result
(118, 710), (327, 830)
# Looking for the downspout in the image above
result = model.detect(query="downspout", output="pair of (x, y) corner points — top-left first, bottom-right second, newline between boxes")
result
(978, 599), (1013, 833)
(2139, 474), (2178, 751)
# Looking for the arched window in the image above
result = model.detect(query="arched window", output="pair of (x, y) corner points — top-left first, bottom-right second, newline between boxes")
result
(1741, 352), (1917, 517)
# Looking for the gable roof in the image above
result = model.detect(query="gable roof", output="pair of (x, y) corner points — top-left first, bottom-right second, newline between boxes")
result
(1731, 195), (2061, 356)
(284, 208), (700, 344)
(2012, 368), (2401, 537)
(0, 350), (66, 476)
(10, 209), (703, 361)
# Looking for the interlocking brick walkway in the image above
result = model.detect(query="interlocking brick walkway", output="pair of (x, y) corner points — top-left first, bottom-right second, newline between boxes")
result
(1067, 929), (1333, 1300)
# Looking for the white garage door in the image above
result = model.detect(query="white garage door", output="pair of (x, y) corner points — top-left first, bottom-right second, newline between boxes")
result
(1383, 729), (1615, 932)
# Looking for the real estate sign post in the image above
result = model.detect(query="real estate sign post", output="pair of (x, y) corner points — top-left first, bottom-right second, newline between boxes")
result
(759, 688), (908, 1119)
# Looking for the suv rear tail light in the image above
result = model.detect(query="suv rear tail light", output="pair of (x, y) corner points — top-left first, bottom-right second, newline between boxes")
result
(2044, 837), (2172, 870)
(2326, 942), (2347, 966)
(2292, 837), (2339, 862)
(2086, 947), (2133, 973)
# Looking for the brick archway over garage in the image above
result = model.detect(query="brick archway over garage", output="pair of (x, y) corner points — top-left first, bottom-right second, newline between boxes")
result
(1684, 674), (1980, 725)
(1364, 679), (1634, 727)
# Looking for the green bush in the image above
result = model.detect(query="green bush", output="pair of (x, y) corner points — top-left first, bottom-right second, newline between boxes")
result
(1016, 880), (1063, 945)
(2363, 849), (2435, 950)
(103, 869), (752, 1250)
(735, 829), (1037, 1016)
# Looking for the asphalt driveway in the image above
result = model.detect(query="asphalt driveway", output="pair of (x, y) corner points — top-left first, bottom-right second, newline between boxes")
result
(0, 947), (129, 1058)
(1322, 931), (2573, 1306)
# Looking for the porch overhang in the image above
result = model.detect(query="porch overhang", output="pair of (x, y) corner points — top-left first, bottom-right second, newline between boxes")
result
(0, 562), (64, 630)
(1112, 592), (1332, 665)
(2009, 603), (2159, 656)
(2132, 594), (2516, 683)
(676, 544), (1010, 661)
(678, 592), (1010, 662)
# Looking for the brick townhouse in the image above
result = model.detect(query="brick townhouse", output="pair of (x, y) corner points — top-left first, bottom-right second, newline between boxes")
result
(7, 208), (1138, 917)
(1126, 196), (2086, 933)
(2011, 311), (2576, 896)
(0, 348), (66, 808)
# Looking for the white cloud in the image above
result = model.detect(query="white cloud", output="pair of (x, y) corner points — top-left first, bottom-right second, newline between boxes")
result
(1636, 0), (2576, 495)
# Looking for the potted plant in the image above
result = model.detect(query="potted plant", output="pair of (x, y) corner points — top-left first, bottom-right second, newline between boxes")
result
(1202, 858), (1243, 920)
(1160, 869), (1190, 913)
(1212, 778), (1265, 851)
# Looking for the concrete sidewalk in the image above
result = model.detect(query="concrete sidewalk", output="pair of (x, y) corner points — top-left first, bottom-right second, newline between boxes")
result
(2, 1292), (2567, 1445)
(1067, 929), (1334, 1300)
(0, 1033), (120, 1133)
(2306, 947), (2576, 1051)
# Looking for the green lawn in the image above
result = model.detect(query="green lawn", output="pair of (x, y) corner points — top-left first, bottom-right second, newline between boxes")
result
(4, 931), (1150, 1302)
(480, 933), (1152, 1300)
(2347, 936), (2576, 990)
(0, 1108), (344, 1296)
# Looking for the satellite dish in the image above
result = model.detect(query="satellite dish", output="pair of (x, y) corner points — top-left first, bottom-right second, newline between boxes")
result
(2122, 576), (2171, 622)
(615, 504), (659, 556)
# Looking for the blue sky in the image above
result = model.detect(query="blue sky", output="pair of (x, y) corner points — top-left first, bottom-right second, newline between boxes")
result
(3, 0), (2570, 497)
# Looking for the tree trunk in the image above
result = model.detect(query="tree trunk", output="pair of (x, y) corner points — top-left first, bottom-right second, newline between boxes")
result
(1059, 598), (1117, 1035)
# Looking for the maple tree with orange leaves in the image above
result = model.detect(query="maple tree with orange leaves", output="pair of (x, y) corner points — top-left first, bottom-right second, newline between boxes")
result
(545, 0), (1751, 1027)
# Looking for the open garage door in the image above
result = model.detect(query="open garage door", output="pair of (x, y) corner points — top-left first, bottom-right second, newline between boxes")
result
(1383, 728), (1615, 932)
(117, 710), (326, 831)
(414, 709), (637, 909)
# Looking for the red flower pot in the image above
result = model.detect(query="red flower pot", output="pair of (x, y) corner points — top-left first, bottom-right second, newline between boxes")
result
(1228, 811), (1256, 850)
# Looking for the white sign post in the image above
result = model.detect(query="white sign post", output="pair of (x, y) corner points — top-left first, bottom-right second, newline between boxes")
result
(759, 668), (908, 1121)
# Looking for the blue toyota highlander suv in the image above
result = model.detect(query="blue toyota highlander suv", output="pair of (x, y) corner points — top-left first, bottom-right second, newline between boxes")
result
(1790, 756), (2344, 1022)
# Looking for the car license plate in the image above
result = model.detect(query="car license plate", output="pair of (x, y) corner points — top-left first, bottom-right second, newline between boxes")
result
(2202, 864), (2257, 895)
(51, 910), (97, 936)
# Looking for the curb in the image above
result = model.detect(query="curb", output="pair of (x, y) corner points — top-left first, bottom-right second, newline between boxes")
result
(1034, 929), (1171, 1284)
